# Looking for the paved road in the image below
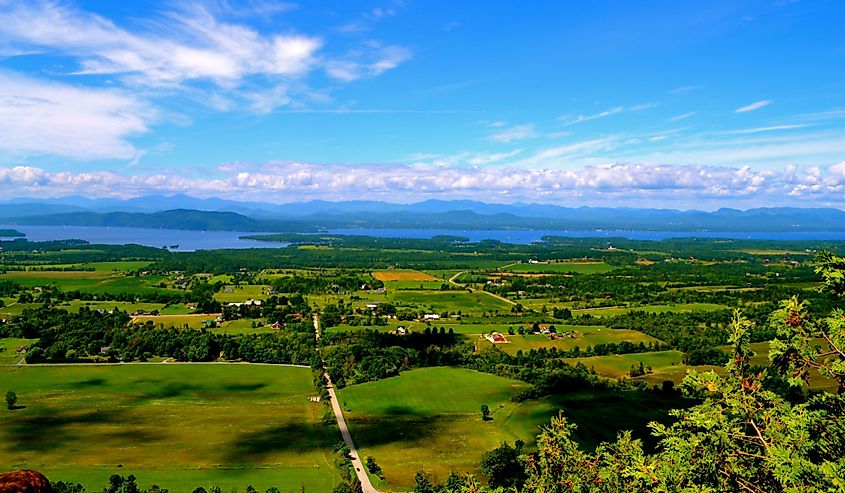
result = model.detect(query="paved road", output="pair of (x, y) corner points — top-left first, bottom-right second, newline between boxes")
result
(313, 314), (379, 493)
(449, 270), (516, 306)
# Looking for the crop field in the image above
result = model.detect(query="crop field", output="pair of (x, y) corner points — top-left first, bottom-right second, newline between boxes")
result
(388, 290), (513, 314)
(0, 364), (341, 493)
(338, 367), (686, 489)
(503, 262), (616, 275)
(565, 350), (687, 379)
(483, 326), (661, 355)
(373, 270), (439, 282)
(573, 303), (728, 317)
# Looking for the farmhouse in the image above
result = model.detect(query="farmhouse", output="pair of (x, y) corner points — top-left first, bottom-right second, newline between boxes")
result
(423, 314), (441, 320)
(484, 332), (508, 343)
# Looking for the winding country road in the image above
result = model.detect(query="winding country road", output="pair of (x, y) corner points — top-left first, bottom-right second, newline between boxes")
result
(313, 314), (379, 493)
(448, 270), (516, 306)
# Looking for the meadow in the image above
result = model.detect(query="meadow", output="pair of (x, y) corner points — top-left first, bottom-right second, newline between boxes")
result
(338, 367), (685, 489)
(482, 326), (661, 355)
(388, 290), (513, 315)
(572, 303), (728, 317)
(564, 350), (687, 379)
(372, 270), (439, 282)
(0, 364), (341, 493)
(502, 261), (616, 275)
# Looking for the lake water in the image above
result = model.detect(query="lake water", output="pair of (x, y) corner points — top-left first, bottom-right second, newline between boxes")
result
(0, 224), (283, 251)
(327, 228), (845, 242)
(2, 224), (845, 251)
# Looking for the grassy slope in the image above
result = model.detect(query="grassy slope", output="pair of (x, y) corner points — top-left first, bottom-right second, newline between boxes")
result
(0, 365), (341, 493)
(338, 367), (684, 490)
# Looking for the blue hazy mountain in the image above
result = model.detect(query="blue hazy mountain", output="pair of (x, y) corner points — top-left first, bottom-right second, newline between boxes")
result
(1, 196), (843, 232)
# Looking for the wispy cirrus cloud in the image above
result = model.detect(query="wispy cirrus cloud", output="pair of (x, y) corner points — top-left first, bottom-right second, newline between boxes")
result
(0, 1), (410, 105)
(486, 123), (538, 143)
(0, 71), (153, 160)
(559, 102), (659, 126)
(736, 100), (773, 113)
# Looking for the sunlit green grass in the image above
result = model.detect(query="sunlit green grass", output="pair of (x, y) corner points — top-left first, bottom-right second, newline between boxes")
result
(0, 365), (341, 493)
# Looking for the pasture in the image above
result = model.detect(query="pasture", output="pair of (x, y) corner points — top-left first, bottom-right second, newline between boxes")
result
(388, 290), (513, 315)
(338, 367), (686, 489)
(0, 338), (35, 365)
(373, 270), (439, 282)
(503, 262), (616, 275)
(483, 326), (661, 355)
(213, 284), (270, 303)
(132, 314), (218, 329)
(565, 350), (687, 379)
(572, 303), (728, 317)
(0, 364), (341, 493)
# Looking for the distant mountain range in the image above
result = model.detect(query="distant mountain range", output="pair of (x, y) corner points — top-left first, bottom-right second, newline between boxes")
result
(1, 195), (844, 233)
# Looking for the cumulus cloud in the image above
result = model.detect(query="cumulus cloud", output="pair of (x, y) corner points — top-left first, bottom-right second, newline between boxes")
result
(0, 71), (153, 160)
(2, 161), (843, 206)
(736, 100), (773, 113)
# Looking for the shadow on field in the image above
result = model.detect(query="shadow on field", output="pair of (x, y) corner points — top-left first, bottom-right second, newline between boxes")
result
(224, 421), (341, 462)
(73, 377), (108, 388)
(345, 413), (458, 449)
(221, 382), (268, 392)
(2, 408), (125, 452)
(538, 390), (689, 452)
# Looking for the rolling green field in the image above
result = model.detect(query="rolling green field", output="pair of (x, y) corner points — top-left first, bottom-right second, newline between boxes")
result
(503, 261), (616, 274)
(339, 367), (686, 489)
(565, 350), (687, 379)
(213, 284), (271, 303)
(388, 290), (513, 315)
(0, 270), (173, 295)
(0, 338), (35, 365)
(573, 303), (728, 317)
(0, 364), (341, 492)
(483, 326), (661, 355)
(133, 314), (218, 329)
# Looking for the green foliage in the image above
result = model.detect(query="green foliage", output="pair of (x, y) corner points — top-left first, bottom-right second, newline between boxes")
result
(4, 390), (16, 410)
(480, 442), (526, 490)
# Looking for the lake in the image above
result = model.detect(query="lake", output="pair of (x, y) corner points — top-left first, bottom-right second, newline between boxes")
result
(327, 228), (845, 242)
(2, 224), (845, 251)
(0, 224), (283, 251)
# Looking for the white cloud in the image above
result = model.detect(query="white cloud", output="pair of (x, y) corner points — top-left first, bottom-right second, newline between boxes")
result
(0, 71), (153, 160)
(717, 124), (809, 135)
(736, 100), (773, 113)
(560, 107), (624, 126)
(668, 112), (697, 122)
(829, 161), (845, 178)
(0, 2), (323, 88)
(2, 161), (844, 207)
(326, 45), (411, 81)
(0, 1), (410, 113)
(559, 103), (657, 126)
(487, 124), (537, 143)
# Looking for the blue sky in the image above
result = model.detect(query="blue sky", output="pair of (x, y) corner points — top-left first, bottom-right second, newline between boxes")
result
(1, 0), (844, 208)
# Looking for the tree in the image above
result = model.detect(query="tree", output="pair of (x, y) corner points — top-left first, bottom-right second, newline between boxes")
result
(480, 404), (490, 421)
(5, 391), (16, 410)
(411, 471), (436, 493)
(480, 442), (526, 490)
